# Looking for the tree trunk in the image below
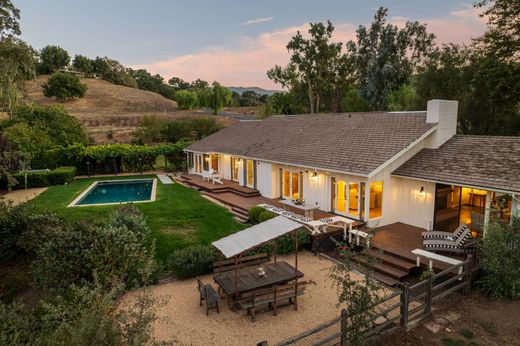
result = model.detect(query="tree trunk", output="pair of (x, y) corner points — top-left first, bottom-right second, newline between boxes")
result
(307, 79), (315, 114)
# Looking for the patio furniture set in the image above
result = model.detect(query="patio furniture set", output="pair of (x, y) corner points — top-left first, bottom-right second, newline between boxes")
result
(202, 169), (223, 184)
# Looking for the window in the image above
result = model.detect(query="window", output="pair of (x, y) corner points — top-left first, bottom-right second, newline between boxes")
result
(203, 154), (209, 171)
(231, 157), (239, 181)
(369, 181), (383, 218)
(211, 154), (219, 172)
(247, 160), (254, 186)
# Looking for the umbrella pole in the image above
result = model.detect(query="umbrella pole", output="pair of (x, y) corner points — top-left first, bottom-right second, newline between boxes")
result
(294, 230), (299, 311)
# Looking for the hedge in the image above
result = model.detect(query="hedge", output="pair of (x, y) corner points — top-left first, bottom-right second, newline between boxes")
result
(2, 166), (77, 190)
(30, 141), (190, 174)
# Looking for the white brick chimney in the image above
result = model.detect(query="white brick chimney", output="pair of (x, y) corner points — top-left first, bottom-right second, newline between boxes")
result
(425, 99), (458, 149)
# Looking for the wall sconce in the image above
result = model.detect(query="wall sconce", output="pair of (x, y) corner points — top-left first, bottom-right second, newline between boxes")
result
(310, 171), (318, 184)
(420, 186), (424, 193)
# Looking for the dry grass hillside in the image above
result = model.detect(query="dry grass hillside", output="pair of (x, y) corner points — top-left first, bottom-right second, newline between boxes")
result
(23, 75), (236, 144)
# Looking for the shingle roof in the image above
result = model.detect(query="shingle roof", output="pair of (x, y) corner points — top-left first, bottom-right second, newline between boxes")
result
(393, 135), (520, 193)
(186, 112), (435, 176)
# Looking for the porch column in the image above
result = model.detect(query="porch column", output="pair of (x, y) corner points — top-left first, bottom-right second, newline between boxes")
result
(253, 160), (257, 190)
(483, 190), (493, 237)
(242, 159), (247, 187)
(364, 180), (371, 223)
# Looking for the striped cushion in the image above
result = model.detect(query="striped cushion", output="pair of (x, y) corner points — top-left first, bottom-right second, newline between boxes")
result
(263, 204), (275, 210)
(319, 218), (333, 223)
(272, 208), (285, 213)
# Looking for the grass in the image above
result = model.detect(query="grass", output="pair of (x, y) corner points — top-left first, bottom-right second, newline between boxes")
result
(27, 175), (246, 262)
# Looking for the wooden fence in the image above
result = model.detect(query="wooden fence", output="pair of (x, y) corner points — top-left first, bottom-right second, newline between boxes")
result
(273, 255), (478, 346)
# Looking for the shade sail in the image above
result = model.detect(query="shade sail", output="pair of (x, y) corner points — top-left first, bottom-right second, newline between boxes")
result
(212, 216), (302, 258)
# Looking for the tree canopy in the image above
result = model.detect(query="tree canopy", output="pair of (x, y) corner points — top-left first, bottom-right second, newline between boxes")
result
(42, 71), (87, 101)
(0, 0), (20, 39)
(198, 82), (233, 114)
(38, 45), (71, 74)
(346, 7), (435, 110)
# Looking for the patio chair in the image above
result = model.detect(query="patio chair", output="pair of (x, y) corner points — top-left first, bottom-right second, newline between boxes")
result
(197, 278), (220, 315)
(202, 171), (213, 182)
(422, 224), (477, 253)
(421, 222), (468, 241)
(212, 174), (223, 185)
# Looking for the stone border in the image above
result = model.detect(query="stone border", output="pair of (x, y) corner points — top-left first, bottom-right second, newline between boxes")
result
(68, 178), (157, 207)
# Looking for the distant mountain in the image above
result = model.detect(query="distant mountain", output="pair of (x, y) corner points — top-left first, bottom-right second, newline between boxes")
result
(228, 86), (281, 96)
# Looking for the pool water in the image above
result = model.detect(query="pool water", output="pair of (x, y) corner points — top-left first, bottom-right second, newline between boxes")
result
(75, 179), (154, 206)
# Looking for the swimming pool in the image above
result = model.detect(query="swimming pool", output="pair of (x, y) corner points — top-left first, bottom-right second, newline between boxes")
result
(69, 179), (157, 207)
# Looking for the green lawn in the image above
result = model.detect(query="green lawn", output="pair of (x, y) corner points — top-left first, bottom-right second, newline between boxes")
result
(27, 175), (246, 262)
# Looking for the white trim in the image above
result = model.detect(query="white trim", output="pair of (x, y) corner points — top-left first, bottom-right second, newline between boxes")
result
(68, 178), (157, 207)
(368, 125), (438, 178)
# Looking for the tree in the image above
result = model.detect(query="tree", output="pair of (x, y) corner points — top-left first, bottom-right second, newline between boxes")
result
(190, 78), (209, 90)
(91, 57), (137, 88)
(346, 7), (435, 110)
(0, 135), (30, 191)
(168, 76), (190, 90)
(340, 88), (372, 112)
(72, 54), (94, 76)
(269, 92), (303, 115)
(239, 90), (261, 106)
(0, 0), (20, 39)
(42, 72), (87, 101)
(132, 115), (165, 144)
(175, 89), (198, 109)
(474, 0), (520, 62)
(129, 69), (164, 93)
(2, 122), (54, 152)
(386, 84), (419, 111)
(38, 45), (70, 74)
(268, 21), (346, 113)
(198, 82), (232, 114)
(10, 103), (88, 146)
(0, 38), (36, 115)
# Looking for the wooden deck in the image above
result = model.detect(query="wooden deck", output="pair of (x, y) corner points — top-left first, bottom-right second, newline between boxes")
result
(371, 222), (464, 271)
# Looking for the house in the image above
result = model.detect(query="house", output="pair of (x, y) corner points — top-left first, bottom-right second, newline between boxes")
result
(185, 100), (520, 233)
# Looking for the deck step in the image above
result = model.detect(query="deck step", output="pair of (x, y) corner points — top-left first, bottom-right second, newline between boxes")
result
(231, 207), (249, 218)
(352, 264), (400, 287)
(232, 214), (250, 223)
(354, 256), (409, 280)
(367, 249), (416, 272)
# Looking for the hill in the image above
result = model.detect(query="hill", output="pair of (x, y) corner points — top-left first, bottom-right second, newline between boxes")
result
(24, 76), (236, 144)
(228, 86), (280, 96)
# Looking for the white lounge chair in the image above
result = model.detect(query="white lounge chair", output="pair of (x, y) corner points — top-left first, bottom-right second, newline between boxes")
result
(212, 174), (223, 185)
(202, 170), (213, 182)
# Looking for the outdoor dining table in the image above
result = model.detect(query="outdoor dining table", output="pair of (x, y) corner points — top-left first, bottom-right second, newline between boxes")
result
(213, 261), (304, 298)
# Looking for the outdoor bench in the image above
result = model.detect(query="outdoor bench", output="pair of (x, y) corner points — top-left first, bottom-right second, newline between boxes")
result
(238, 281), (313, 321)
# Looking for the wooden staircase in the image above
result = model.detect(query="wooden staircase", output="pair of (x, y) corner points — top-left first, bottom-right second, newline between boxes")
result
(353, 248), (417, 287)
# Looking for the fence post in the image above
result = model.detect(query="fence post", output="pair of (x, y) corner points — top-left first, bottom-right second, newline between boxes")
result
(341, 308), (349, 346)
(463, 254), (473, 295)
(425, 274), (433, 315)
(400, 282), (410, 330)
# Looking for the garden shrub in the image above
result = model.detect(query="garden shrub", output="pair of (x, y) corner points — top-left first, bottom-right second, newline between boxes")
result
(0, 203), (62, 262)
(248, 206), (265, 224)
(3, 166), (77, 189)
(478, 216), (520, 300)
(166, 245), (217, 279)
(32, 206), (155, 290)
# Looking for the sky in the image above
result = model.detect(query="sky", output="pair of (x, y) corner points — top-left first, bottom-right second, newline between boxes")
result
(15, 1), (487, 89)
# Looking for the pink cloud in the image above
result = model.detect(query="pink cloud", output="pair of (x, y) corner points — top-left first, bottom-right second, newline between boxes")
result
(133, 6), (486, 89)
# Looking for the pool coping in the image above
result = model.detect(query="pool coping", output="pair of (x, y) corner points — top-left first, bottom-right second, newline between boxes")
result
(67, 178), (157, 207)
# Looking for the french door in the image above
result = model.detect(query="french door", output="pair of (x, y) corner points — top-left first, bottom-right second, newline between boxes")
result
(335, 179), (361, 219)
(282, 170), (301, 201)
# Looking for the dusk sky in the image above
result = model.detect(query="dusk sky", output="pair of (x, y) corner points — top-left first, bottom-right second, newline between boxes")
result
(15, 1), (487, 89)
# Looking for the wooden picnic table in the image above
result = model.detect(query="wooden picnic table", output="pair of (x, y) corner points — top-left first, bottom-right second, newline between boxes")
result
(213, 261), (304, 297)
